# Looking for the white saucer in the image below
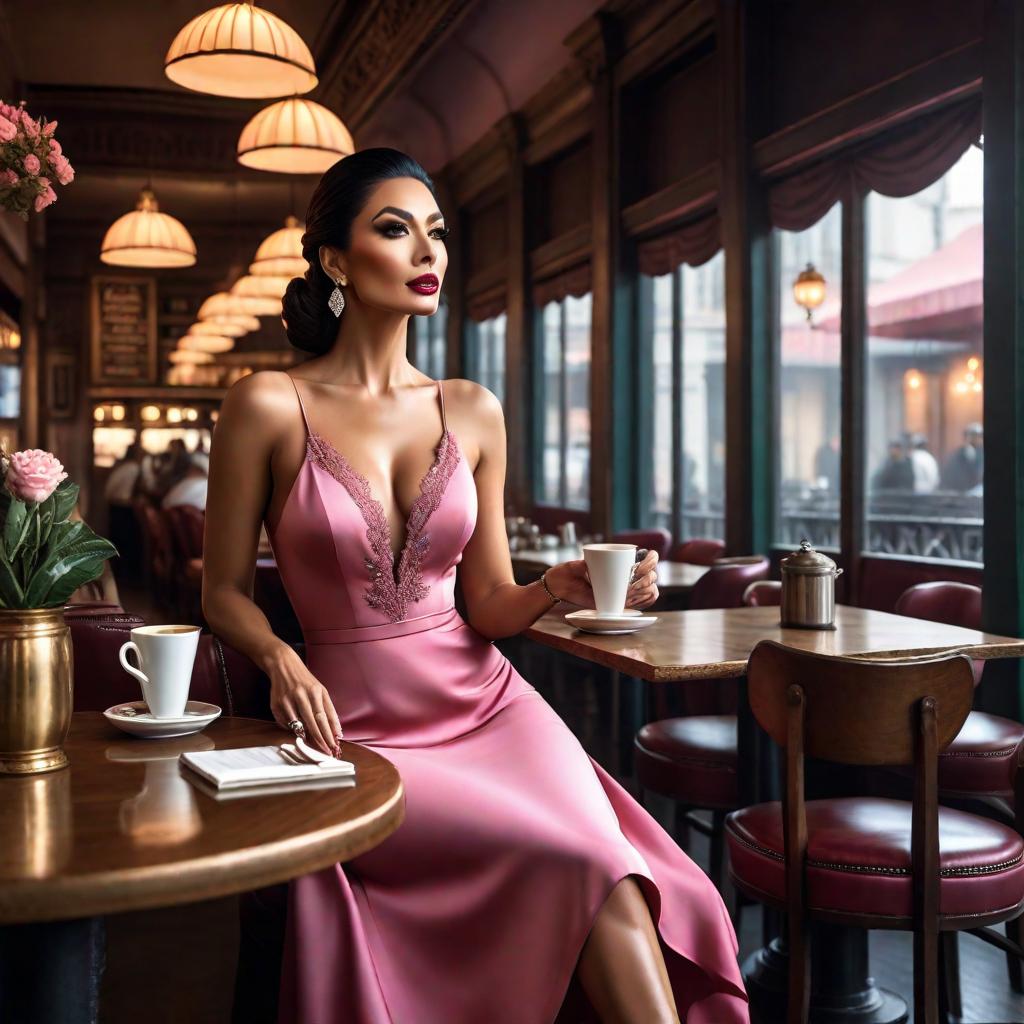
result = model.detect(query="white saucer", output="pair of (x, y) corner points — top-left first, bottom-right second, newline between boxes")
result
(564, 609), (658, 634)
(103, 700), (222, 739)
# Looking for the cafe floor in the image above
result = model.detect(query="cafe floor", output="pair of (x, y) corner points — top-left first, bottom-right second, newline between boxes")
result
(101, 593), (1024, 1023)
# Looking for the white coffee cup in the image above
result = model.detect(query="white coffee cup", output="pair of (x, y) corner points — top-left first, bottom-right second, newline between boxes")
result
(582, 543), (637, 614)
(118, 625), (201, 719)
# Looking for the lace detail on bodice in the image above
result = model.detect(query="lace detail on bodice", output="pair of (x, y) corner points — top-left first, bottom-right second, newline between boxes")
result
(306, 429), (463, 622)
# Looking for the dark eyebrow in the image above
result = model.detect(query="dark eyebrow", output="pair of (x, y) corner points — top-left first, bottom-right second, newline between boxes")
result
(371, 206), (445, 225)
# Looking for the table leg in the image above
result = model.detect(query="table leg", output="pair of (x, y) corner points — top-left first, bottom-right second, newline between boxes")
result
(0, 916), (105, 1024)
(735, 677), (908, 1024)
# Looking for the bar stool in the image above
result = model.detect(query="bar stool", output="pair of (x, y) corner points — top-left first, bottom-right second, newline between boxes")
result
(667, 537), (725, 565)
(725, 640), (1024, 1023)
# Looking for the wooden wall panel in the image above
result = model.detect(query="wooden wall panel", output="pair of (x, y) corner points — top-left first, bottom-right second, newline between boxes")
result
(764, 0), (983, 136)
(526, 140), (593, 250)
(465, 194), (509, 274)
(622, 47), (719, 206)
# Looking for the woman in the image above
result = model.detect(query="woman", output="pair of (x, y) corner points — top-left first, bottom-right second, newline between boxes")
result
(203, 149), (747, 1024)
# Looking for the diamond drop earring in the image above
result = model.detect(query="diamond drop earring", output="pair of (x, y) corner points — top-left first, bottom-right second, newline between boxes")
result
(328, 278), (346, 317)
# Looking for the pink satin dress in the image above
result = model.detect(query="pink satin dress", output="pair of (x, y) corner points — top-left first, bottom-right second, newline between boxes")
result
(266, 376), (748, 1024)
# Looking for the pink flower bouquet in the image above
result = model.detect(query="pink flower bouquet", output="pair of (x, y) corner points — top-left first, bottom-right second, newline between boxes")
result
(0, 101), (74, 219)
(0, 447), (117, 608)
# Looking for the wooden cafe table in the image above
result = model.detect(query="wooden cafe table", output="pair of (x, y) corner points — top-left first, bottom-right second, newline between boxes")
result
(525, 603), (1024, 1023)
(0, 714), (404, 1023)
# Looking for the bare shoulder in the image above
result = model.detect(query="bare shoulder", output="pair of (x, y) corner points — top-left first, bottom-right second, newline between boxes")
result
(441, 377), (504, 426)
(216, 370), (301, 449)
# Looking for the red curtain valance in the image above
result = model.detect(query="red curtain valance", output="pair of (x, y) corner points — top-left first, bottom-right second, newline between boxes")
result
(531, 261), (592, 308)
(466, 287), (507, 323)
(635, 212), (721, 277)
(768, 98), (983, 231)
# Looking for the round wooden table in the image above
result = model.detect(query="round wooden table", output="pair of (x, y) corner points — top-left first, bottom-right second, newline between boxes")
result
(0, 713), (404, 1022)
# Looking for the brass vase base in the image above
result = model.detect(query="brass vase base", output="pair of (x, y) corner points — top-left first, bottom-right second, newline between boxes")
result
(0, 747), (69, 775)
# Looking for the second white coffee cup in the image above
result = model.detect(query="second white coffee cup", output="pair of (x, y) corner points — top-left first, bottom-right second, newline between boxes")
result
(119, 625), (201, 719)
(582, 543), (637, 614)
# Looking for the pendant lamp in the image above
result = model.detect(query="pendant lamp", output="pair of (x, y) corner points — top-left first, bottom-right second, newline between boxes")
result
(169, 349), (214, 365)
(197, 293), (259, 328)
(237, 97), (354, 173)
(188, 319), (249, 339)
(179, 333), (235, 354)
(164, 3), (318, 99)
(229, 276), (284, 316)
(251, 215), (306, 277)
(100, 188), (197, 268)
(232, 273), (291, 300)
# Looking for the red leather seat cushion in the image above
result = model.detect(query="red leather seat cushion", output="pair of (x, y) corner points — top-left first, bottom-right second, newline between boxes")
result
(938, 711), (1024, 798)
(634, 716), (738, 809)
(726, 797), (1024, 920)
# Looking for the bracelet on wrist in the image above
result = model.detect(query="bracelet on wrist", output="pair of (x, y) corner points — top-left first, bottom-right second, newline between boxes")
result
(540, 569), (561, 604)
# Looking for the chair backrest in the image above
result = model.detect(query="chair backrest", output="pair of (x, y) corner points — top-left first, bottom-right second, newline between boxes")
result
(667, 537), (726, 565)
(611, 528), (672, 560)
(137, 502), (175, 579)
(895, 581), (982, 630)
(747, 640), (974, 766)
(742, 580), (782, 607)
(688, 555), (770, 610)
(164, 504), (205, 560)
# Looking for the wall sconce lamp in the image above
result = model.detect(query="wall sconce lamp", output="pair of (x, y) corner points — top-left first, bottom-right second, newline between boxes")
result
(793, 262), (827, 324)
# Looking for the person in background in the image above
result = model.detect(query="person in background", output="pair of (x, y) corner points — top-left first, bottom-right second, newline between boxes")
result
(943, 423), (984, 492)
(813, 434), (840, 494)
(103, 441), (144, 581)
(908, 432), (940, 494)
(872, 438), (915, 491)
(162, 452), (209, 510)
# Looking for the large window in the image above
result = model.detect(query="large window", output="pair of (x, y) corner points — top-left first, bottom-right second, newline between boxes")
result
(644, 250), (726, 540)
(864, 144), (983, 562)
(536, 292), (592, 509)
(466, 312), (506, 404)
(411, 297), (448, 380)
(773, 203), (843, 549)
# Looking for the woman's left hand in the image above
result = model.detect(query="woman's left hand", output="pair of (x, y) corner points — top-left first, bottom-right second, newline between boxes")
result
(544, 548), (660, 609)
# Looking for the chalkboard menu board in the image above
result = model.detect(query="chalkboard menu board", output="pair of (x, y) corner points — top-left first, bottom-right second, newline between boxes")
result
(90, 276), (157, 385)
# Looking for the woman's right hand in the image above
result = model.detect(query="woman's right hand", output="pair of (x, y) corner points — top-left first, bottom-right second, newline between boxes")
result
(268, 647), (344, 757)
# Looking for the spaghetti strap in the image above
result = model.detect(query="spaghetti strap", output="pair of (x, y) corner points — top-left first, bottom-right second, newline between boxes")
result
(287, 373), (312, 439)
(437, 379), (447, 433)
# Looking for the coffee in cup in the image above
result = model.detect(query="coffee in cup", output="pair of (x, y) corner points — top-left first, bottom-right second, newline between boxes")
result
(582, 543), (637, 614)
(118, 625), (201, 718)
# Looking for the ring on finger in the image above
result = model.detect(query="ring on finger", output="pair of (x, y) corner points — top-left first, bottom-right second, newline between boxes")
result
(287, 719), (305, 736)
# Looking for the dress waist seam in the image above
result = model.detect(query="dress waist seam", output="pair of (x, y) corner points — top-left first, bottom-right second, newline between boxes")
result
(304, 605), (461, 645)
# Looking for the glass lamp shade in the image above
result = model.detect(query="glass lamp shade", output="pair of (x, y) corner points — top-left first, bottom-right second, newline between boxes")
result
(232, 273), (291, 300)
(793, 262), (827, 320)
(197, 293), (259, 328)
(164, 3), (317, 99)
(237, 98), (354, 174)
(100, 189), (197, 268)
(178, 333), (234, 354)
(251, 215), (306, 277)
(188, 319), (248, 339)
(229, 277), (284, 316)
(169, 348), (214, 365)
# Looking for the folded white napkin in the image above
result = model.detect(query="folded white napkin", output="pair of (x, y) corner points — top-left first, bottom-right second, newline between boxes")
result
(180, 739), (355, 791)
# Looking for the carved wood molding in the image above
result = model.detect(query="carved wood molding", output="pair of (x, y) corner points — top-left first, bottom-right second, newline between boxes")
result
(317, 0), (477, 131)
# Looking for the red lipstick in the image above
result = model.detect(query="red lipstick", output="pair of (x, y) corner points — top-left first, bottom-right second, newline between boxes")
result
(407, 273), (439, 295)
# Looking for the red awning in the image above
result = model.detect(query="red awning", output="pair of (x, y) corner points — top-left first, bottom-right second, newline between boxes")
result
(818, 223), (982, 339)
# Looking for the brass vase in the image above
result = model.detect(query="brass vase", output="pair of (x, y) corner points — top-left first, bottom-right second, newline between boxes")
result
(0, 608), (73, 775)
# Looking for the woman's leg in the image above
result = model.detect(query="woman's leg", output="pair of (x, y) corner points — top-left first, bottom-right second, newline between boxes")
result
(576, 876), (679, 1024)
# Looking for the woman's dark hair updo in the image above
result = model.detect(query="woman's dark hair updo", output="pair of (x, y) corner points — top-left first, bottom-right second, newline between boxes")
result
(281, 147), (439, 354)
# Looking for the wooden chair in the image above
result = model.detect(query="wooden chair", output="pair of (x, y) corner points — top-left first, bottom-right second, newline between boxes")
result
(667, 537), (725, 565)
(726, 641), (1024, 1023)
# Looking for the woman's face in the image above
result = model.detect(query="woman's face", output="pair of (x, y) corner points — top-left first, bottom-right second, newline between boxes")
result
(322, 177), (448, 316)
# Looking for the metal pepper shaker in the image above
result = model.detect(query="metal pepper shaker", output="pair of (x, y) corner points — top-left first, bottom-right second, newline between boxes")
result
(779, 539), (843, 630)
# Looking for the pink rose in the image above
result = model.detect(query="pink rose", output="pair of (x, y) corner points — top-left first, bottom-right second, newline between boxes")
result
(48, 137), (61, 157)
(22, 153), (39, 175)
(5, 449), (68, 503)
(34, 184), (56, 212)
(42, 119), (57, 137)
(0, 169), (17, 186)
(51, 154), (73, 185)
(0, 116), (15, 142)
(8, 107), (21, 123)
(22, 116), (39, 139)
